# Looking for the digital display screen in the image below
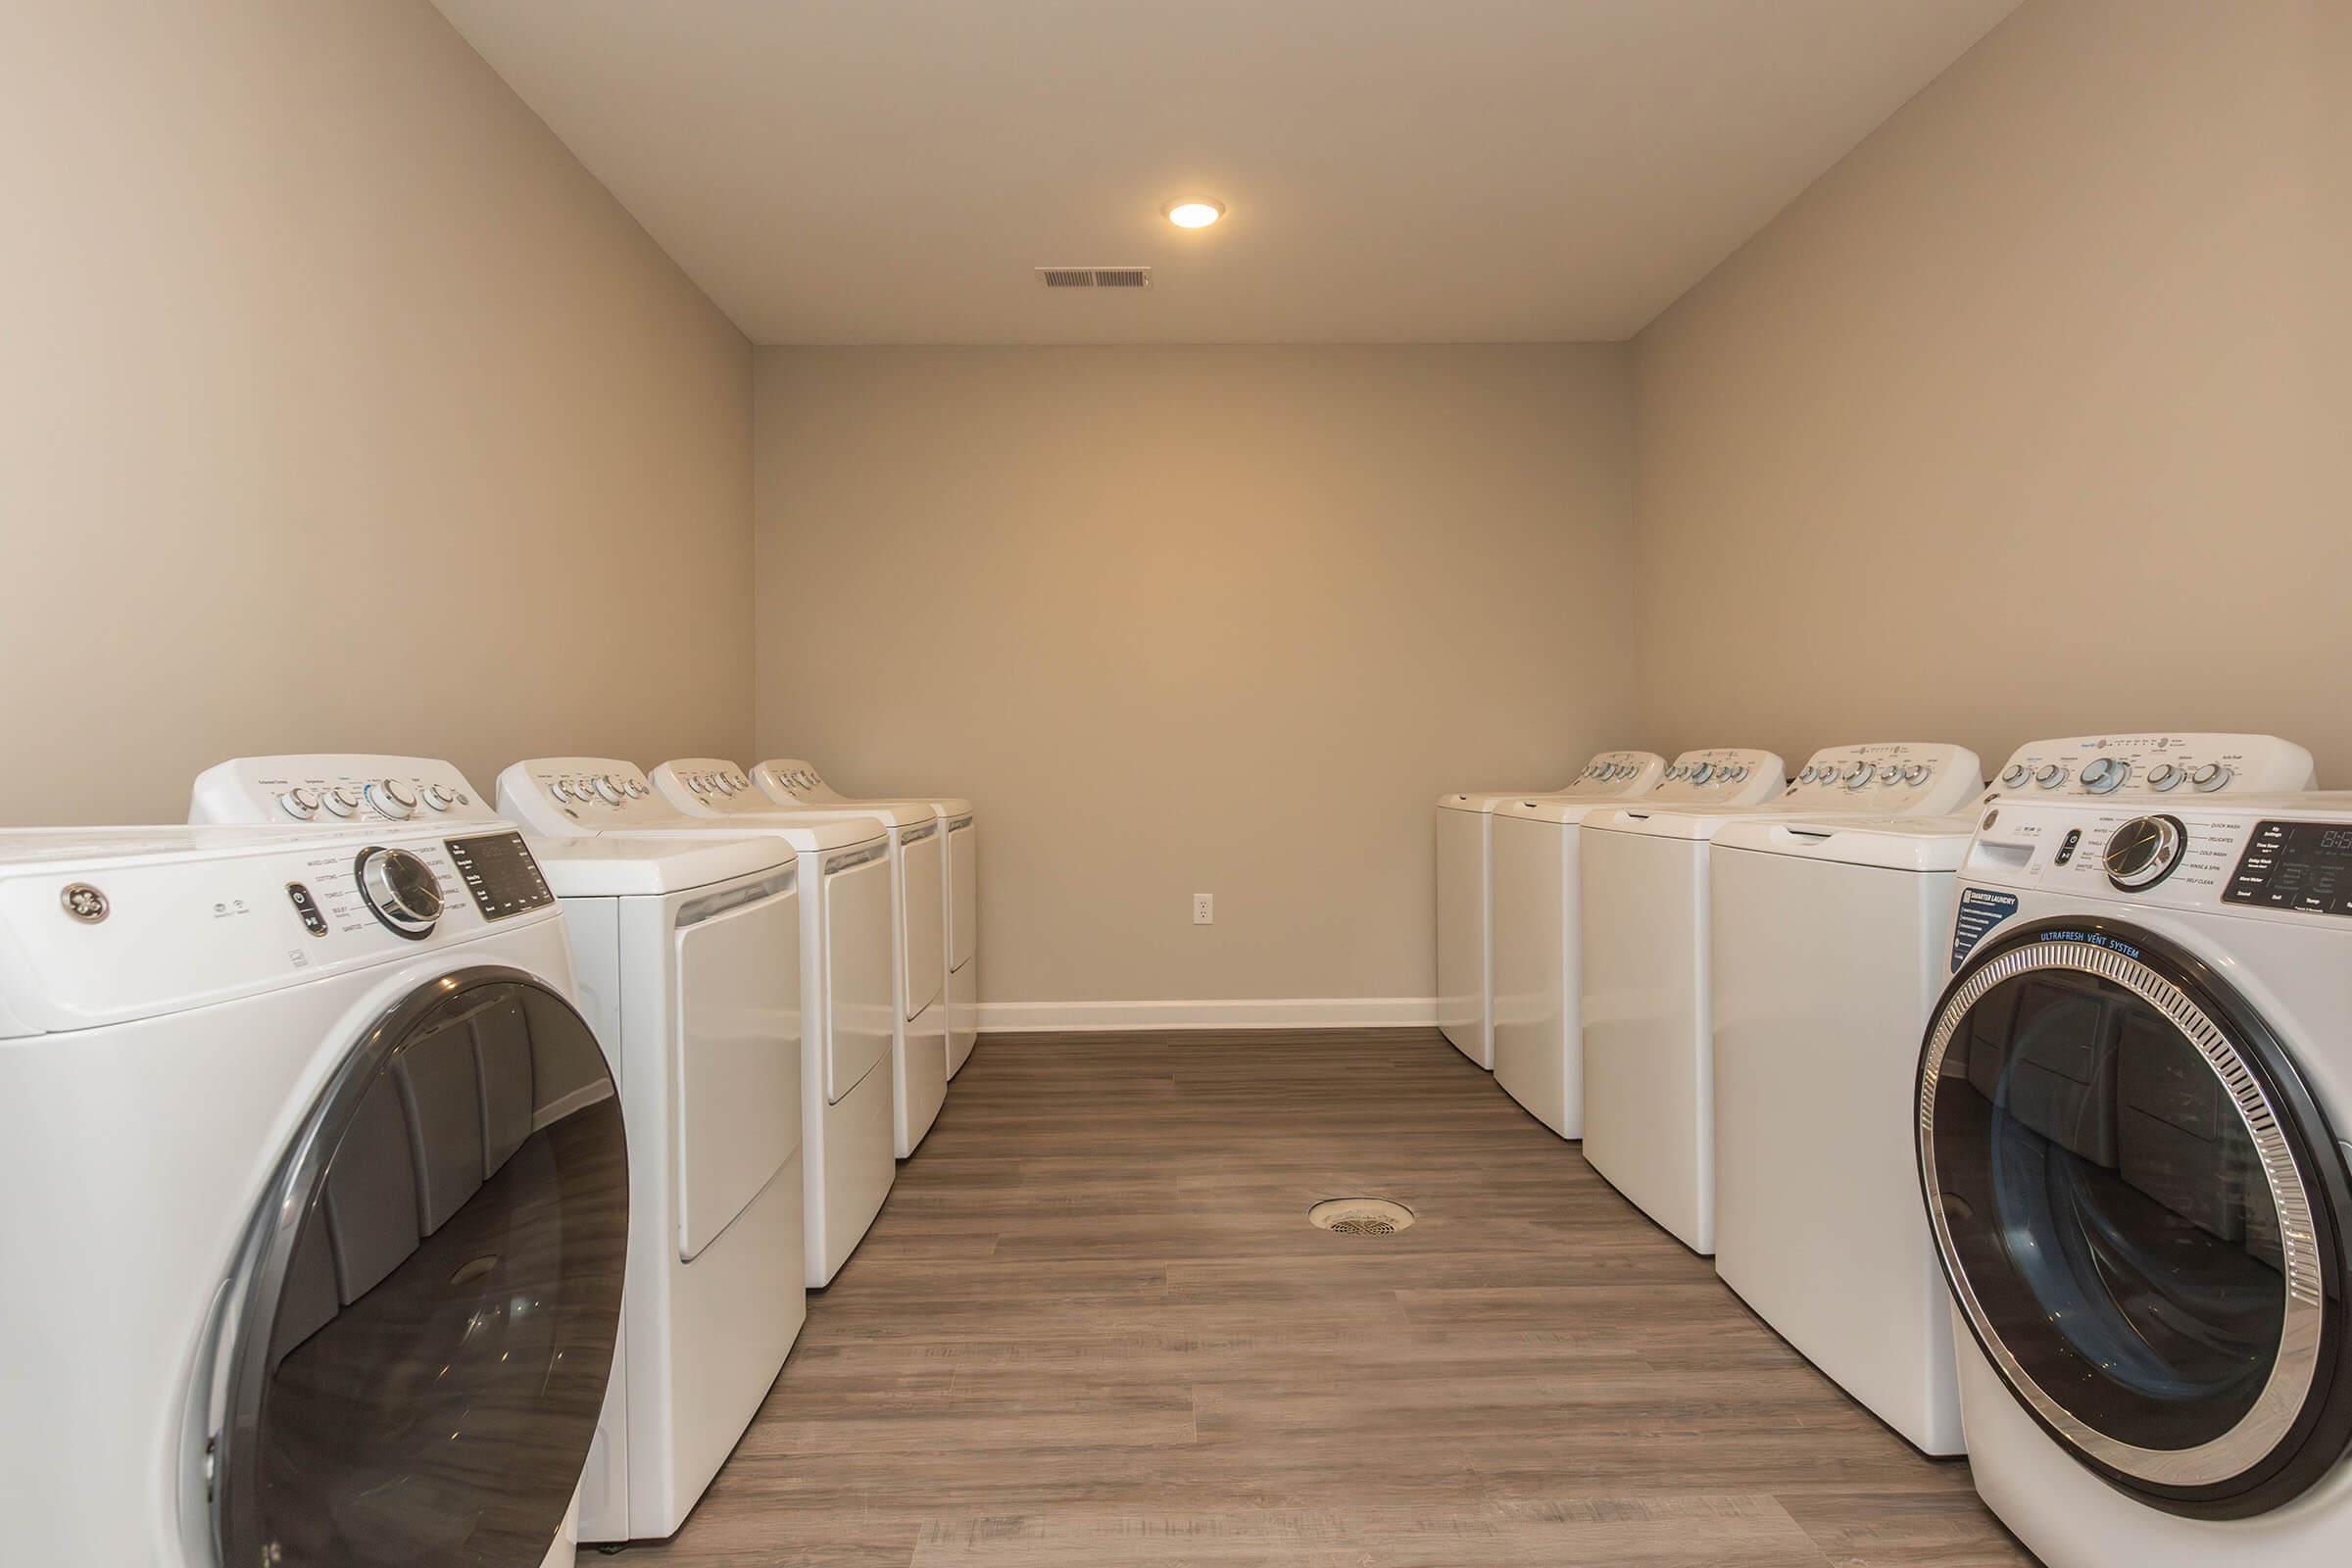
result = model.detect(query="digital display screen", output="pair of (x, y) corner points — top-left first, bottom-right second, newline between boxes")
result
(2227, 820), (2352, 917)
(445, 833), (555, 920)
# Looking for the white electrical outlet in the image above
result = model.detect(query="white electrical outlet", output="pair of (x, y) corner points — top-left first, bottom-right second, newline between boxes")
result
(1193, 893), (1214, 925)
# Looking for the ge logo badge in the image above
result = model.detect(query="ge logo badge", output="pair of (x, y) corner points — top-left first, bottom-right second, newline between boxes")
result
(60, 883), (109, 923)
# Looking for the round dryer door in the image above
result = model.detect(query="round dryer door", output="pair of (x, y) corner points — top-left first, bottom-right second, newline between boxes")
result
(1916, 920), (2352, 1517)
(214, 966), (627, 1566)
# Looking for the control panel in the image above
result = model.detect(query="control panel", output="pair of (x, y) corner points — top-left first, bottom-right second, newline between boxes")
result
(494, 758), (697, 837)
(190, 755), (504, 826)
(753, 758), (832, 802)
(2226, 820), (2352, 916)
(656, 758), (761, 809)
(1979, 733), (2315, 802)
(1646, 748), (1789, 806)
(0, 825), (564, 1035)
(443, 832), (558, 920)
(1958, 796), (2352, 919)
(1774, 742), (1983, 815)
(1567, 750), (1668, 794)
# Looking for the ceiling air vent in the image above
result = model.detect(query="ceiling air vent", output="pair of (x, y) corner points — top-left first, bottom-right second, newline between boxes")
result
(1036, 267), (1152, 289)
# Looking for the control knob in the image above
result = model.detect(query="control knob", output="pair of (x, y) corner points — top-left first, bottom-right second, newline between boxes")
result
(1902, 763), (1931, 785)
(323, 786), (362, 817)
(2080, 757), (2129, 795)
(356, 846), (444, 939)
(277, 787), (322, 820)
(1689, 762), (1715, 785)
(595, 775), (626, 805)
(1843, 761), (1874, 789)
(2103, 814), (2187, 892)
(2192, 762), (2232, 793)
(421, 784), (455, 811)
(624, 778), (647, 799)
(363, 780), (418, 819)
(2034, 763), (2066, 789)
(2147, 762), (2182, 791)
(2000, 762), (2032, 789)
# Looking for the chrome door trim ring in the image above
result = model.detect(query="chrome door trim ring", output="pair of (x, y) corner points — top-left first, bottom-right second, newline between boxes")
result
(1919, 932), (2323, 1489)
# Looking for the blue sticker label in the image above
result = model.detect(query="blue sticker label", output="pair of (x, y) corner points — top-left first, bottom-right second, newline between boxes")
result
(1951, 888), (2020, 971)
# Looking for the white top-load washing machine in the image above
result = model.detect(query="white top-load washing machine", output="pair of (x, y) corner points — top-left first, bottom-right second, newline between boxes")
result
(752, 758), (983, 1079)
(1580, 743), (1978, 1255)
(1490, 749), (1774, 1138)
(1916, 791), (2352, 1564)
(494, 759), (899, 1287)
(1435, 750), (1666, 1069)
(1709, 734), (2317, 1457)
(652, 760), (947, 1158)
(0, 823), (622, 1568)
(191, 755), (812, 1544)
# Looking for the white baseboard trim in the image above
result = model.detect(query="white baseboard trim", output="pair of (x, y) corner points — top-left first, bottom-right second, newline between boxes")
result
(976, 998), (1439, 1033)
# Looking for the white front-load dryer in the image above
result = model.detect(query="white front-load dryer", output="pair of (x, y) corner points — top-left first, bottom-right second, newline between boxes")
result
(1580, 744), (1980, 1254)
(494, 759), (899, 1286)
(1435, 750), (1665, 1069)
(1917, 792), (2352, 1563)
(653, 760), (947, 1159)
(0, 823), (621, 1567)
(191, 755), (814, 1543)
(1489, 749), (1776, 1138)
(1710, 734), (2318, 1456)
(753, 759), (981, 1079)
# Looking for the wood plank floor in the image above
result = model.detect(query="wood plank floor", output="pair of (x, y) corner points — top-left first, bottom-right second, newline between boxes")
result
(621, 1030), (2035, 1567)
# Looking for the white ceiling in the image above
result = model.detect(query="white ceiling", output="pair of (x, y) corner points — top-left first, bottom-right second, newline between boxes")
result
(435, 0), (2019, 345)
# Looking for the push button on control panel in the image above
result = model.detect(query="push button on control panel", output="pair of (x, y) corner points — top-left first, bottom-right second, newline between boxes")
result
(286, 881), (328, 937)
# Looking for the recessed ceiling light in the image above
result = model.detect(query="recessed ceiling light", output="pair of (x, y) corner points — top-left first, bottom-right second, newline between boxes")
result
(1165, 201), (1224, 229)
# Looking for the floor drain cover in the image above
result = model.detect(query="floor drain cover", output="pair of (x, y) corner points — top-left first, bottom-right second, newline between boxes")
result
(1308, 1198), (1414, 1236)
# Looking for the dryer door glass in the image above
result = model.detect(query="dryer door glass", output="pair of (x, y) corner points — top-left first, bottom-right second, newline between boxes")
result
(216, 968), (627, 1567)
(1917, 922), (2352, 1518)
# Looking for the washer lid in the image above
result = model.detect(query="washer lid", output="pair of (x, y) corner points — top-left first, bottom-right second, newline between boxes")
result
(1711, 811), (1977, 871)
(527, 834), (793, 897)
(1493, 796), (1623, 825)
(1583, 802), (1794, 840)
(1438, 790), (1527, 812)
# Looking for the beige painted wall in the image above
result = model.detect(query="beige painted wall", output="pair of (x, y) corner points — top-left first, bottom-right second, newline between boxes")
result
(0, 2), (753, 825)
(755, 346), (1637, 1008)
(1633, 0), (2352, 782)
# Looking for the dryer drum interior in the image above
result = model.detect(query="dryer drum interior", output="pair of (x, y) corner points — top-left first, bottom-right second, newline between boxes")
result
(1916, 920), (2352, 1519)
(213, 966), (629, 1566)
